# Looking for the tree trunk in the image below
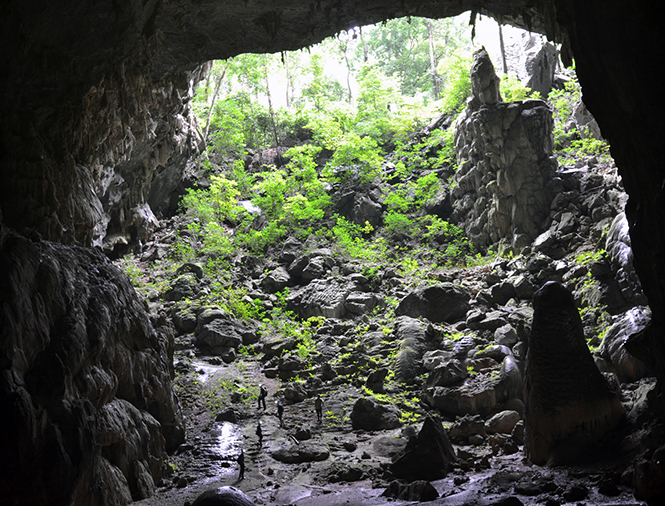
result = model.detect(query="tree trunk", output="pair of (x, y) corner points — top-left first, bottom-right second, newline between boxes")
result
(284, 52), (292, 109)
(264, 60), (282, 164)
(203, 61), (230, 143)
(359, 26), (369, 63)
(426, 20), (439, 101)
(499, 24), (508, 75)
(339, 34), (353, 104)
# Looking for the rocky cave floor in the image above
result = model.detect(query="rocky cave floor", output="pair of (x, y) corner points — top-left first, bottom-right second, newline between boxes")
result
(129, 153), (655, 506)
(135, 352), (647, 506)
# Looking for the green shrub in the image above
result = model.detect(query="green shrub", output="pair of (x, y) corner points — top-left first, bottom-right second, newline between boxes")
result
(437, 54), (472, 113)
(500, 74), (541, 102)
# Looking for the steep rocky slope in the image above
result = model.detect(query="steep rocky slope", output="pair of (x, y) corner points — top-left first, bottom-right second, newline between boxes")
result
(120, 56), (654, 505)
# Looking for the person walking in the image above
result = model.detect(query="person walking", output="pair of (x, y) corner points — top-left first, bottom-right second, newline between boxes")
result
(314, 394), (323, 423)
(237, 449), (245, 480)
(256, 421), (263, 446)
(258, 385), (268, 410)
(277, 400), (284, 428)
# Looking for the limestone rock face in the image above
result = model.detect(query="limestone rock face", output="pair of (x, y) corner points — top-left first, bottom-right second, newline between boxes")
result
(605, 213), (647, 306)
(452, 50), (556, 252)
(513, 34), (558, 97)
(0, 228), (183, 505)
(287, 278), (353, 319)
(524, 281), (624, 466)
(470, 47), (502, 106)
(599, 306), (650, 383)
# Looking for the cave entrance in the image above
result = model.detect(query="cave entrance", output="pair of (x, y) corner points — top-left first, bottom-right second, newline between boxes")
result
(116, 12), (650, 506)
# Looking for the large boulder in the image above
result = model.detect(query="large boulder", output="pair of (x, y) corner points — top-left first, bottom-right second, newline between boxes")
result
(524, 282), (624, 465)
(426, 377), (498, 417)
(390, 415), (456, 481)
(350, 397), (402, 431)
(395, 283), (470, 323)
(287, 278), (353, 319)
(271, 442), (330, 463)
(260, 266), (291, 293)
(335, 191), (383, 228)
(599, 306), (650, 383)
(196, 320), (243, 353)
(191, 486), (255, 506)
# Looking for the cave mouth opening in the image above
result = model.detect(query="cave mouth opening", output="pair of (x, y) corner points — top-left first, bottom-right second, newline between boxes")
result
(2, 2), (665, 505)
(116, 12), (652, 506)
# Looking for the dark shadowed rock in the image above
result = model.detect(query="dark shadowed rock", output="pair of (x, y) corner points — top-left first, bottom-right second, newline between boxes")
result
(395, 283), (470, 323)
(350, 397), (402, 431)
(382, 480), (439, 501)
(325, 462), (367, 483)
(426, 376), (498, 417)
(525, 281), (624, 465)
(427, 359), (468, 387)
(191, 486), (255, 506)
(164, 272), (199, 301)
(390, 415), (456, 481)
(0, 232), (183, 503)
(215, 408), (239, 423)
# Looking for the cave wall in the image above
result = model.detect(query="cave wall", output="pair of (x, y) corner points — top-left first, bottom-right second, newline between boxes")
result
(553, 0), (665, 395)
(1, 0), (665, 504)
(0, 224), (184, 505)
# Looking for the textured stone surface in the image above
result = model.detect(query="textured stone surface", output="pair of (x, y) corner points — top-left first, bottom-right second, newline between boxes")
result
(0, 227), (183, 505)
(271, 443), (330, 463)
(524, 281), (624, 465)
(395, 283), (471, 323)
(599, 306), (650, 383)
(452, 49), (557, 251)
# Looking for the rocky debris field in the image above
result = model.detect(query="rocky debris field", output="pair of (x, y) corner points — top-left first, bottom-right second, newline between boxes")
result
(126, 148), (656, 506)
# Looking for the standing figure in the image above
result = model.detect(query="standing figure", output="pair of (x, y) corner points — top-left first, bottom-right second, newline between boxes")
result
(256, 421), (263, 446)
(258, 385), (268, 410)
(237, 449), (245, 480)
(277, 401), (284, 428)
(314, 394), (323, 423)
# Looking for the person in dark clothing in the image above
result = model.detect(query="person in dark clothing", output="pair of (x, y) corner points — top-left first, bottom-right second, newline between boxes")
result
(277, 401), (284, 427)
(258, 385), (268, 410)
(314, 394), (323, 422)
(256, 421), (263, 446)
(237, 449), (245, 480)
